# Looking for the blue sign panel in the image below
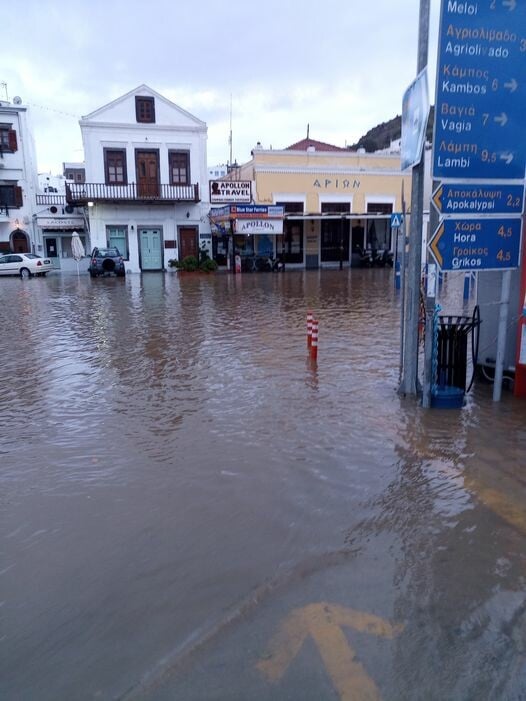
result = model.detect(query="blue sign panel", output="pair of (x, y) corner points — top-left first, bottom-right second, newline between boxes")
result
(432, 182), (525, 215)
(433, 1), (526, 180)
(429, 217), (522, 271)
(390, 212), (404, 227)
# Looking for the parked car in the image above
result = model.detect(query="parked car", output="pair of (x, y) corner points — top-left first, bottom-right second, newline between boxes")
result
(88, 247), (126, 278)
(0, 253), (53, 278)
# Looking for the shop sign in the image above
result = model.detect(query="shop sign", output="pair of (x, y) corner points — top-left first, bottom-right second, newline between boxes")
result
(210, 180), (252, 203)
(38, 217), (84, 229)
(237, 219), (284, 234)
(231, 205), (283, 218)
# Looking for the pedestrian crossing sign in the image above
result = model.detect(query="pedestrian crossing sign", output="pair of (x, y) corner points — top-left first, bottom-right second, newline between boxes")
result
(390, 213), (403, 228)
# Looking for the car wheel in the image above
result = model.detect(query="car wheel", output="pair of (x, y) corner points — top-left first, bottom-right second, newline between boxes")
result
(20, 267), (31, 279)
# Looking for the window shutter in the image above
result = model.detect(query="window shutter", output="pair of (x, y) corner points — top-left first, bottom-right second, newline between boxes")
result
(8, 130), (18, 151)
(14, 185), (23, 207)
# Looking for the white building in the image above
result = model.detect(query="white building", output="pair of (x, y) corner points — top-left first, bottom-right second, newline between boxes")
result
(35, 170), (89, 273)
(0, 96), (39, 254)
(66, 85), (211, 273)
(207, 163), (228, 180)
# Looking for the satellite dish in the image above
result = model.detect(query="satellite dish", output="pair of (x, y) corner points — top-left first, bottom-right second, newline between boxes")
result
(13, 96), (22, 105)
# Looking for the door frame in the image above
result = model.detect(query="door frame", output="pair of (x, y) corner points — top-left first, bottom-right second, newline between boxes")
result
(135, 149), (160, 198)
(138, 226), (164, 271)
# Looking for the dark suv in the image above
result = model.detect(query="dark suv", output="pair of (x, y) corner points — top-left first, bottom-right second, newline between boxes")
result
(88, 247), (126, 278)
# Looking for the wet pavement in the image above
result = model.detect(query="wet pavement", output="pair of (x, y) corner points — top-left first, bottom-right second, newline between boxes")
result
(1, 269), (525, 701)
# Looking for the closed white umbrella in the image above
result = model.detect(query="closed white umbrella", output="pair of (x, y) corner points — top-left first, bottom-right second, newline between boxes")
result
(71, 231), (85, 276)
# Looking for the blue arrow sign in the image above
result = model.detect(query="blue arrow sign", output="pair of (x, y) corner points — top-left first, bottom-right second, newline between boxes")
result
(429, 217), (522, 271)
(432, 182), (525, 215)
(433, 1), (526, 180)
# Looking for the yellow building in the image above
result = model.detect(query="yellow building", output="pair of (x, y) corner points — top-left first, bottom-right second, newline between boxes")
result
(217, 137), (413, 269)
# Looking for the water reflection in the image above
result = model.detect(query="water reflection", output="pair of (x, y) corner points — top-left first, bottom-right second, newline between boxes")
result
(1, 270), (525, 700)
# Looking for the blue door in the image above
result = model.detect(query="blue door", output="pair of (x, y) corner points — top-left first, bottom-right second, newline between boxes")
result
(139, 229), (162, 270)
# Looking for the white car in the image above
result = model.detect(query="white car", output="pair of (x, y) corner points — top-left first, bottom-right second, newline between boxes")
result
(0, 253), (54, 278)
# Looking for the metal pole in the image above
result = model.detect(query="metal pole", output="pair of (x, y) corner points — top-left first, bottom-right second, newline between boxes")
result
(399, 199), (407, 382)
(230, 218), (236, 275)
(493, 269), (512, 402)
(399, 0), (430, 396)
(422, 177), (440, 408)
(339, 216), (344, 270)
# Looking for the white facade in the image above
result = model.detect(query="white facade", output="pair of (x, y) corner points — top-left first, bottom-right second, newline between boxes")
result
(0, 98), (39, 254)
(35, 171), (89, 273)
(73, 85), (210, 273)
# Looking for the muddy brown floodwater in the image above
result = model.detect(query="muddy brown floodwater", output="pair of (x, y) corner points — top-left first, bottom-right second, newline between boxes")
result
(1, 270), (525, 700)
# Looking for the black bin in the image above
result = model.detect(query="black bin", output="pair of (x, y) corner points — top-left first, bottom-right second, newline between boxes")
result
(435, 315), (478, 391)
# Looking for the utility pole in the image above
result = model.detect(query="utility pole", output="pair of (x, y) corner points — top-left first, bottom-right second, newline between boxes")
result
(399, 0), (430, 396)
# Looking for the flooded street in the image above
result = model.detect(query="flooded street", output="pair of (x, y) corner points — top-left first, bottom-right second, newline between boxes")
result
(2, 270), (526, 700)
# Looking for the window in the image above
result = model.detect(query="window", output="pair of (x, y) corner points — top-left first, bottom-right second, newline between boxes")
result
(366, 202), (393, 251)
(320, 202), (350, 262)
(104, 149), (127, 185)
(106, 226), (129, 259)
(169, 151), (190, 185)
(76, 173), (83, 182)
(276, 202), (304, 264)
(0, 124), (17, 152)
(0, 184), (23, 207)
(135, 96), (155, 123)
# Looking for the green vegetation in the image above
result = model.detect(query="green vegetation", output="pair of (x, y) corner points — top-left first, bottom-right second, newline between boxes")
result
(350, 106), (435, 153)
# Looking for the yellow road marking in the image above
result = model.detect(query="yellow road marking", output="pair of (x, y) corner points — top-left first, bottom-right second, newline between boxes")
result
(465, 475), (526, 535)
(257, 603), (403, 701)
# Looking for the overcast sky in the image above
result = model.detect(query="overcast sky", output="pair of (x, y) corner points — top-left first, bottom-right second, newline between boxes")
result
(1, 1), (440, 175)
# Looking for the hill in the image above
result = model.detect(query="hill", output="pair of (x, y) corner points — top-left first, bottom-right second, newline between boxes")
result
(350, 106), (435, 152)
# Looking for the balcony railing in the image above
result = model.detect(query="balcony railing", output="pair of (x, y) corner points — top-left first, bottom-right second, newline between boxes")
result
(66, 182), (200, 205)
(36, 194), (66, 206)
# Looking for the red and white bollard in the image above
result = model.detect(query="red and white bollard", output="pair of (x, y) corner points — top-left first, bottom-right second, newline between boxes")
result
(307, 311), (313, 347)
(310, 319), (318, 360)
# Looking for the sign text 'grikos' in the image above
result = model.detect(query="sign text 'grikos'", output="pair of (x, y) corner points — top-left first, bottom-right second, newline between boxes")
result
(209, 180), (252, 203)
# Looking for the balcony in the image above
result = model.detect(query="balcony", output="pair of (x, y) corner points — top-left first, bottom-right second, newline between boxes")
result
(66, 182), (200, 206)
(36, 194), (66, 206)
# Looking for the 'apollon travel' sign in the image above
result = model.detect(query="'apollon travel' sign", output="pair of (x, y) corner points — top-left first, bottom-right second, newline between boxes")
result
(210, 181), (252, 203)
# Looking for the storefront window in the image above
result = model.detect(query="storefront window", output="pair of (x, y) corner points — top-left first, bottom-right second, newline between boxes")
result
(366, 203), (393, 251)
(61, 234), (87, 258)
(320, 203), (350, 262)
(276, 202), (304, 264)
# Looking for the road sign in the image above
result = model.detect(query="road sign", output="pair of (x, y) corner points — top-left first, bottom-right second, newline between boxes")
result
(432, 182), (525, 215)
(401, 69), (430, 171)
(428, 217), (522, 271)
(390, 212), (404, 227)
(433, 1), (526, 180)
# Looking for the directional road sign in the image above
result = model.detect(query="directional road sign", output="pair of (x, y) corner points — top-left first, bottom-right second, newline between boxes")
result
(433, 1), (526, 180)
(401, 69), (430, 171)
(432, 182), (525, 215)
(428, 217), (522, 271)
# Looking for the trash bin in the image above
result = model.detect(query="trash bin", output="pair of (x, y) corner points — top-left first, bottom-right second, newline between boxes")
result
(431, 310), (481, 409)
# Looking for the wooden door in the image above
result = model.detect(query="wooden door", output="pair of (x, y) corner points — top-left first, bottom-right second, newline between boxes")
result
(179, 227), (198, 259)
(136, 150), (159, 198)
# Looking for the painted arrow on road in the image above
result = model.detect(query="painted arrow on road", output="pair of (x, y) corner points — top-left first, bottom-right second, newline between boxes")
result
(257, 603), (403, 700)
